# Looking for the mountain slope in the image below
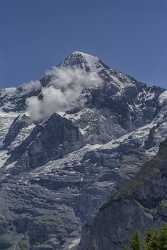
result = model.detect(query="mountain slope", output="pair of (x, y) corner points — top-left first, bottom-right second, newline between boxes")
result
(79, 139), (167, 250)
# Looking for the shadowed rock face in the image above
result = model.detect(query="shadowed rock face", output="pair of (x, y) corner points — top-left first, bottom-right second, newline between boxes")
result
(3, 114), (32, 148)
(79, 139), (167, 250)
(7, 113), (84, 169)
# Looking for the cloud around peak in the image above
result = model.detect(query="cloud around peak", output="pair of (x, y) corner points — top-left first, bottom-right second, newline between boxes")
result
(26, 66), (103, 121)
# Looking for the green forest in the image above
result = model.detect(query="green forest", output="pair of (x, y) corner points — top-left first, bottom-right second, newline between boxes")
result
(125, 224), (167, 250)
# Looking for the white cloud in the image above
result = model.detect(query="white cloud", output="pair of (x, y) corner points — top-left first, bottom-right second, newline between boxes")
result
(19, 80), (41, 95)
(158, 90), (167, 106)
(26, 67), (102, 121)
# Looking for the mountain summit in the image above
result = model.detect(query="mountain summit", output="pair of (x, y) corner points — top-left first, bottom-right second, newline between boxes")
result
(63, 51), (105, 71)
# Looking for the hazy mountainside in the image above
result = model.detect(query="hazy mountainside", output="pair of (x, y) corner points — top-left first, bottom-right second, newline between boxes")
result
(0, 51), (167, 249)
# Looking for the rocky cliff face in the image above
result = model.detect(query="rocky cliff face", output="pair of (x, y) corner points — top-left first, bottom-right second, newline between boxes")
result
(79, 139), (167, 250)
(6, 113), (83, 169)
(0, 51), (166, 249)
(3, 114), (32, 149)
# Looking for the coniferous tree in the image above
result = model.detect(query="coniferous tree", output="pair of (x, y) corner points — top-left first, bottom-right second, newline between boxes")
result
(144, 229), (159, 250)
(159, 224), (167, 250)
(125, 224), (167, 250)
(130, 233), (141, 250)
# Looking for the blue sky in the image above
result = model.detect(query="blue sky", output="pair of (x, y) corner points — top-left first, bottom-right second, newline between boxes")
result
(0, 0), (166, 88)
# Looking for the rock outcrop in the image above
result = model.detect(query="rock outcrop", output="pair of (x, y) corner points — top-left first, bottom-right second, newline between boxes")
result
(7, 113), (84, 169)
(79, 139), (167, 250)
(3, 114), (32, 148)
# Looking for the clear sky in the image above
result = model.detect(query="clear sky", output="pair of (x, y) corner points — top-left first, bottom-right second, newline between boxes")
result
(0, 0), (166, 88)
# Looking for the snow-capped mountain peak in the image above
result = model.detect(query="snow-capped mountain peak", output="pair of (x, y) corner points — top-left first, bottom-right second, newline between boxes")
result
(63, 51), (107, 72)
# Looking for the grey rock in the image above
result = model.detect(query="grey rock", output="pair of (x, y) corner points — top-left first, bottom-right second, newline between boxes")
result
(79, 139), (167, 250)
(3, 114), (32, 148)
(7, 113), (84, 169)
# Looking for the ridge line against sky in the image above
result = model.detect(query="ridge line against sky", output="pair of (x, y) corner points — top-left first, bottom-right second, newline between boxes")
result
(0, 0), (166, 88)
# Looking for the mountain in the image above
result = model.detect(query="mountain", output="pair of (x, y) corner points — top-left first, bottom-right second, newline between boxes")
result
(0, 51), (167, 249)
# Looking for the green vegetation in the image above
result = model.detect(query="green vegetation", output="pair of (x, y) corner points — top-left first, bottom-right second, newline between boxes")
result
(130, 233), (141, 250)
(125, 224), (167, 250)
